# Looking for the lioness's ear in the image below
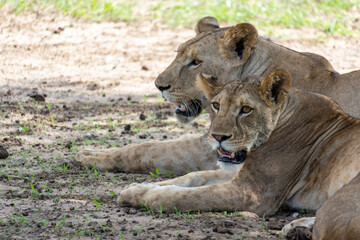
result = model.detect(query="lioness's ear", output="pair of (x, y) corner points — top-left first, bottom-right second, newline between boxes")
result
(195, 16), (220, 35)
(260, 70), (292, 106)
(196, 73), (224, 100)
(221, 23), (258, 64)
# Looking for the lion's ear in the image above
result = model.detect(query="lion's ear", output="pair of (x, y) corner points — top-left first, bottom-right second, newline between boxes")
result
(221, 23), (258, 64)
(196, 73), (225, 100)
(260, 70), (292, 106)
(195, 16), (220, 35)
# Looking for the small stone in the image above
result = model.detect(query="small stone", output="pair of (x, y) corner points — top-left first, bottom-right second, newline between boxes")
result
(141, 65), (149, 71)
(0, 145), (9, 159)
(87, 83), (98, 91)
(292, 212), (299, 218)
(28, 93), (46, 102)
(53, 26), (64, 34)
(129, 209), (137, 214)
(124, 124), (131, 131)
(139, 134), (147, 139)
(139, 112), (146, 121)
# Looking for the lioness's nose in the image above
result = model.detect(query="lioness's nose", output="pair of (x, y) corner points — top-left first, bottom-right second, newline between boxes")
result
(156, 84), (171, 91)
(212, 134), (232, 142)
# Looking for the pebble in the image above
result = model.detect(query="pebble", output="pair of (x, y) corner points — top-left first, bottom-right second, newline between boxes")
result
(292, 212), (299, 218)
(28, 93), (46, 102)
(87, 83), (98, 91)
(139, 112), (146, 121)
(124, 124), (131, 131)
(139, 134), (147, 139)
(0, 145), (9, 159)
(129, 209), (137, 214)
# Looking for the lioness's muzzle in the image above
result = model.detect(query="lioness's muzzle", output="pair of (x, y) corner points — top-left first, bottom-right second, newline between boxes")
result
(175, 99), (202, 117)
(217, 149), (247, 164)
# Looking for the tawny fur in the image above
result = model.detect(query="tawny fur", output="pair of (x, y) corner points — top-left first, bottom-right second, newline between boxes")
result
(118, 70), (360, 240)
(77, 17), (359, 176)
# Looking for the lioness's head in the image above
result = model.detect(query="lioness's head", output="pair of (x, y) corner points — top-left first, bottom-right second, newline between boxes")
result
(197, 70), (291, 166)
(155, 16), (258, 123)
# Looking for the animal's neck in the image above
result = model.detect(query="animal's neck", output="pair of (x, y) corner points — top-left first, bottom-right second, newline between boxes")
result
(239, 38), (336, 92)
(248, 89), (353, 178)
(271, 90), (348, 155)
(239, 89), (352, 205)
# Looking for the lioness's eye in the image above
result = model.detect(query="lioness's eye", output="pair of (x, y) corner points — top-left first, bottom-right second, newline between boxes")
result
(188, 59), (202, 68)
(194, 59), (201, 65)
(240, 106), (252, 115)
(211, 102), (220, 113)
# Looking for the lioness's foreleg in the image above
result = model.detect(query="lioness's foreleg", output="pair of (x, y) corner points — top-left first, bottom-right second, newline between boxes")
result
(76, 134), (217, 175)
(155, 169), (237, 187)
(117, 176), (273, 215)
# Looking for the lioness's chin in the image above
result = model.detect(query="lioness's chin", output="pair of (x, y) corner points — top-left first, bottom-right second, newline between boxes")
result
(174, 99), (203, 124)
(217, 161), (244, 172)
(216, 147), (247, 164)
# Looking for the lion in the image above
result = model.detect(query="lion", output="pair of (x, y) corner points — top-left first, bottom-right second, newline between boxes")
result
(118, 70), (360, 240)
(155, 16), (360, 123)
(76, 17), (360, 176)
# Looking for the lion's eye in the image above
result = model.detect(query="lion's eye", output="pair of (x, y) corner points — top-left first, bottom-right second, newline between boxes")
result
(211, 102), (220, 113)
(240, 106), (252, 115)
(194, 59), (201, 65)
(188, 59), (202, 68)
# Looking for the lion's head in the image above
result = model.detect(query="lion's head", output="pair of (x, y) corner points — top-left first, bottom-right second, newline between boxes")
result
(197, 70), (291, 167)
(155, 16), (258, 123)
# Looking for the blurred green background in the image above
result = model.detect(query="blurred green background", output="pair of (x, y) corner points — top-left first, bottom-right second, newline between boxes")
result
(1, 0), (359, 36)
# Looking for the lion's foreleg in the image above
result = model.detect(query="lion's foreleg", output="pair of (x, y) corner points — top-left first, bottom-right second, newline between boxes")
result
(76, 134), (217, 175)
(155, 169), (237, 187)
(117, 179), (266, 214)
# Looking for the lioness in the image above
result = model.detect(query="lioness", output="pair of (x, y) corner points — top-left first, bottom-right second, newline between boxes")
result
(118, 70), (360, 239)
(76, 17), (360, 175)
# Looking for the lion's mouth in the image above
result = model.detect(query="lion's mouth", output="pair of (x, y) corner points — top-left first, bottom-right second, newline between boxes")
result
(217, 147), (247, 164)
(175, 99), (202, 117)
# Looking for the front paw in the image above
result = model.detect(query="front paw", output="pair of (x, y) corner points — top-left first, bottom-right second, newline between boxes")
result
(117, 183), (157, 207)
(75, 148), (120, 171)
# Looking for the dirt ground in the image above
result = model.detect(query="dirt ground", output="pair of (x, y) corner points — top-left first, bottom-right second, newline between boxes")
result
(1, 7), (359, 240)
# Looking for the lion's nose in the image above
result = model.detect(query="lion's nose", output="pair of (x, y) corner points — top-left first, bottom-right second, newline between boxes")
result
(212, 134), (232, 142)
(156, 84), (171, 91)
